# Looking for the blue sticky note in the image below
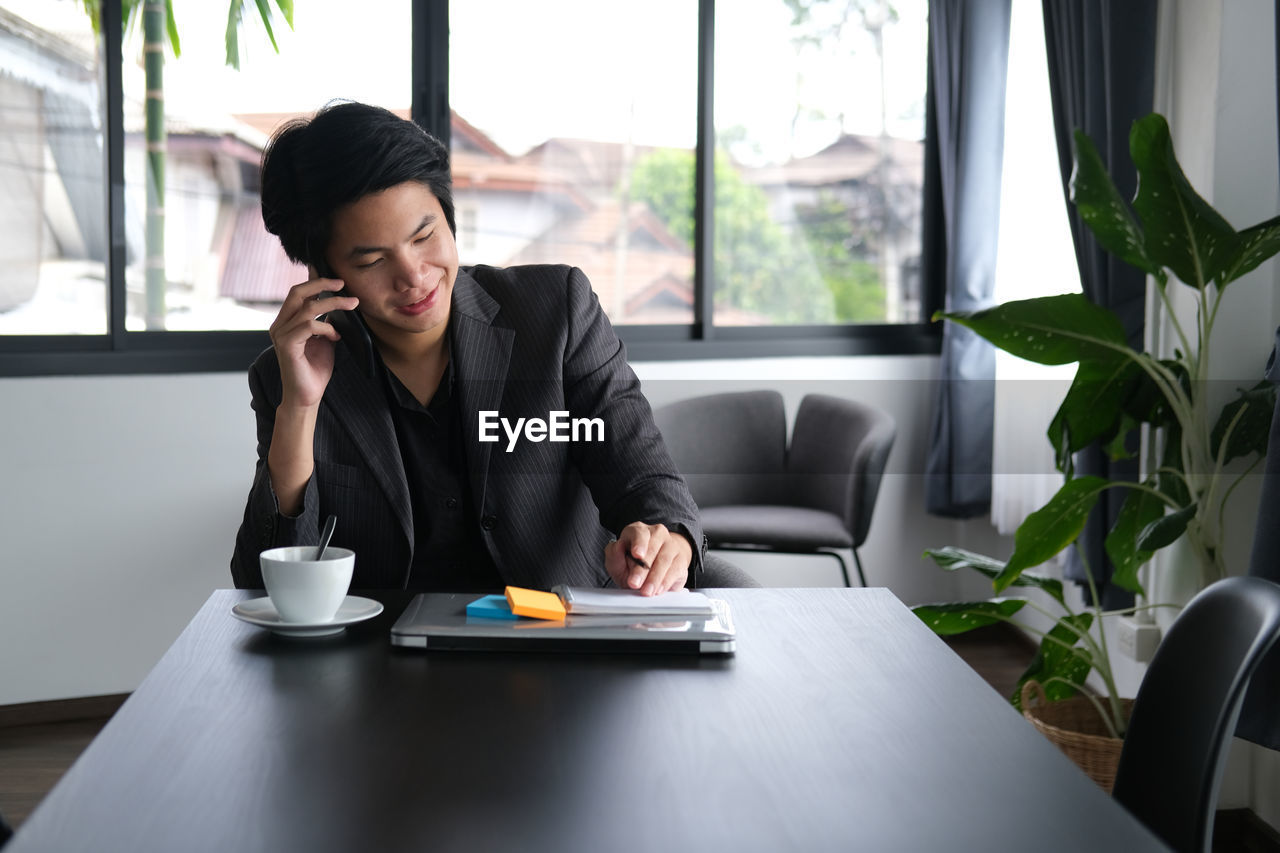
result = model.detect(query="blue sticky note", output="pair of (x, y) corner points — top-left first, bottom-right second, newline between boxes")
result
(466, 594), (519, 620)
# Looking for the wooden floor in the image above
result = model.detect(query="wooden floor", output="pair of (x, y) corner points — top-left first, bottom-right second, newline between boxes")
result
(0, 718), (104, 830)
(941, 621), (1034, 702)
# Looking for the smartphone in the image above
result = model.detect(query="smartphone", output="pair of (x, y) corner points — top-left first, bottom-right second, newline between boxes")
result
(309, 268), (374, 371)
(310, 256), (346, 323)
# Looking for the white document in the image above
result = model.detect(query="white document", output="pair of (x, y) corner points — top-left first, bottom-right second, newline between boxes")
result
(552, 585), (717, 616)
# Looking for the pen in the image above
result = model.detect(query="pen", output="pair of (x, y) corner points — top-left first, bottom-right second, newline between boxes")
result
(627, 551), (650, 571)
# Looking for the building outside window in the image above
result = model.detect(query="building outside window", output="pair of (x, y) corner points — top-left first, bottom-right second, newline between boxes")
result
(0, 0), (933, 368)
(0, 1), (105, 335)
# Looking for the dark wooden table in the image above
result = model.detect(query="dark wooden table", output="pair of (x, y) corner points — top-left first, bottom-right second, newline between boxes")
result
(8, 588), (1168, 852)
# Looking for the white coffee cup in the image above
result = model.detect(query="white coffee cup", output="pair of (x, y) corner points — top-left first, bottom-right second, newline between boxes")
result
(260, 546), (355, 623)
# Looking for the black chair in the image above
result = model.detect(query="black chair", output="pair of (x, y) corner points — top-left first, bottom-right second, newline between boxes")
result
(1111, 576), (1280, 853)
(1241, 324), (1280, 751)
(0, 808), (11, 848)
(695, 552), (762, 588)
(654, 390), (896, 587)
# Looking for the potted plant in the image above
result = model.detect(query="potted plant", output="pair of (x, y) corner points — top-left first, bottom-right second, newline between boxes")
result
(934, 113), (1279, 597)
(914, 113), (1280, 783)
(915, 546), (1154, 790)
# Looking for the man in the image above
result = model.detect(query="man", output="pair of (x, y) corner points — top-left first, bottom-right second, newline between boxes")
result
(231, 101), (706, 594)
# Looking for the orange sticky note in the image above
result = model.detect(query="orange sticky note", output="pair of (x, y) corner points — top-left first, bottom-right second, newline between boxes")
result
(505, 586), (567, 621)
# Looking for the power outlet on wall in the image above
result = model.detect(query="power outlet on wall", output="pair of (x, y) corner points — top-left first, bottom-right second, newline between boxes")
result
(1117, 616), (1162, 663)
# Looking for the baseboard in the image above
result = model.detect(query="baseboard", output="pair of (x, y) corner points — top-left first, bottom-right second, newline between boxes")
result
(0, 693), (130, 728)
(1215, 808), (1280, 852)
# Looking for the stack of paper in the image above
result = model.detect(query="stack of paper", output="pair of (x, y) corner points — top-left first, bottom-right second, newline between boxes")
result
(551, 585), (716, 616)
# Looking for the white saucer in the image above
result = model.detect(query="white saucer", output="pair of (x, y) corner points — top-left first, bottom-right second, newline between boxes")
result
(232, 596), (384, 638)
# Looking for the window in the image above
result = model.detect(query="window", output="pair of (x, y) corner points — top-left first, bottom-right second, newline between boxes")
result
(1, 0), (938, 375)
(714, 0), (928, 326)
(120, 0), (410, 332)
(449, 0), (698, 326)
(0, 0), (106, 335)
(990, 0), (1081, 537)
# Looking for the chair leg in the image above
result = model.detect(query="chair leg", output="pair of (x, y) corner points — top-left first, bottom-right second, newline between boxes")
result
(852, 548), (869, 588)
(824, 550), (852, 587)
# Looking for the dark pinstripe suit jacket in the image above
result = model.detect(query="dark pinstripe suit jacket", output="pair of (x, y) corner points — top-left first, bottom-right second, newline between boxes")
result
(230, 264), (704, 590)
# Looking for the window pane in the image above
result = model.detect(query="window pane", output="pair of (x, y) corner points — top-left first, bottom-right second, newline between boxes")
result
(450, 0), (698, 326)
(122, 0), (410, 331)
(0, 1), (106, 335)
(714, 0), (928, 325)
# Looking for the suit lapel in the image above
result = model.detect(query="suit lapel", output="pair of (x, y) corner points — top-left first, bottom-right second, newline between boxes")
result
(325, 337), (413, 547)
(451, 270), (513, 513)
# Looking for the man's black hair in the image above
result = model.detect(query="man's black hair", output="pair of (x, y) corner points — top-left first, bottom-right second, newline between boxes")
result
(260, 101), (455, 271)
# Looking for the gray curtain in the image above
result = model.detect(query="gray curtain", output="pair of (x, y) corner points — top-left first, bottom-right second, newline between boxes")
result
(1041, 0), (1156, 607)
(923, 0), (1012, 518)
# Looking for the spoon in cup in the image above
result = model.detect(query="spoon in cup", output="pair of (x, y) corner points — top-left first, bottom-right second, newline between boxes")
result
(315, 514), (338, 561)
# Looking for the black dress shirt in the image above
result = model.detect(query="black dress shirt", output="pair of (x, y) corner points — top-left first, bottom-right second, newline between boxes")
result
(376, 340), (502, 591)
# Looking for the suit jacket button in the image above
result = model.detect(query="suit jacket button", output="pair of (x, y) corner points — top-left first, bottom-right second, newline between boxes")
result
(481, 514), (497, 531)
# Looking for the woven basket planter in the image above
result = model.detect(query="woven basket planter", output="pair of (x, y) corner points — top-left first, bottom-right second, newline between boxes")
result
(1020, 682), (1133, 793)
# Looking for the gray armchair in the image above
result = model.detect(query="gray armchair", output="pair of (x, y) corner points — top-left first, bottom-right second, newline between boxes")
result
(654, 390), (896, 587)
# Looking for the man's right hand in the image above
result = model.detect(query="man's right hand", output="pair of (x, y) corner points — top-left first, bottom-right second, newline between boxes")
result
(269, 272), (360, 409)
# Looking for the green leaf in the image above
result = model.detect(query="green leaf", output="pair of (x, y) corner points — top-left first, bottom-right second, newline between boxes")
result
(1129, 113), (1239, 287)
(79, 1), (102, 36)
(225, 0), (243, 69)
(1069, 130), (1158, 276)
(1104, 487), (1164, 595)
(1102, 413), (1140, 462)
(1222, 213), (1280, 286)
(1048, 357), (1141, 468)
(923, 547), (1065, 606)
(1121, 357), (1188, 427)
(997, 476), (1111, 591)
(1013, 612), (1095, 710)
(253, 0), (280, 53)
(923, 546), (1007, 576)
(911, 600), (1027, 636)
(1136, 503), (1197, 551)
(1210, 380), (1276, 464)
(938, 294), (1130, 367)
(164, 0), (180, 57)
(1156, 417), (1191, 506)
(275, 0), (295, 28)
(121, 0), (140, 40)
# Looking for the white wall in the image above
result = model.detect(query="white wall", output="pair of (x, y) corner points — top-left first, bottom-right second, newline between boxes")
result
(1151, 0), (1280, 827)
(0, 353), (1009, 707)
(0, 372), (255, 705)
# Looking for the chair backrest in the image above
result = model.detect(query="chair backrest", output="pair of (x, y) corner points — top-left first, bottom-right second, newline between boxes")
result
(787, 394), (896, 546)
(1241, 339), (1280, 750)
(652, 390), (787, 508)
(1112, 576), (1280, 853)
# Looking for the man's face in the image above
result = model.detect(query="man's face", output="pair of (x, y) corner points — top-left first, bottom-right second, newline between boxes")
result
(326, 181), (458, 345)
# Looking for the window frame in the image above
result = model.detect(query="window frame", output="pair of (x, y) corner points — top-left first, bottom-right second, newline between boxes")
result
(0, 0), (941, 377)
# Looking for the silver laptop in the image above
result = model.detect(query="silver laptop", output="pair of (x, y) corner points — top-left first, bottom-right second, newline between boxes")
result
(390, 592), (736, 654)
